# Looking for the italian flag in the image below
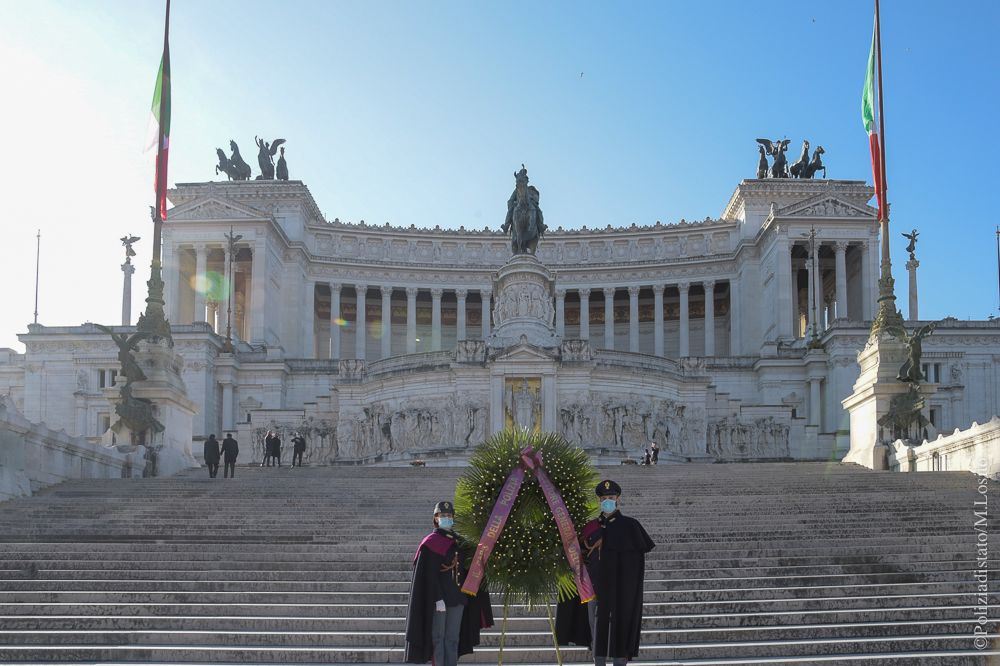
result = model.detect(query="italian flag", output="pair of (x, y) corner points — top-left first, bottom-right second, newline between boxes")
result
(861, 19), (885, 221)
(147, 2), (171, 222)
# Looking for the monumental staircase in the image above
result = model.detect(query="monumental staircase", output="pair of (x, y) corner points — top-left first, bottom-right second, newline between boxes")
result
(0, 462), (996, 665)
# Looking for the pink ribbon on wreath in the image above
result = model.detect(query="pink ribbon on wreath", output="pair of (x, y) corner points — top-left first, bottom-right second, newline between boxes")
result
(461, 446), (595, 603)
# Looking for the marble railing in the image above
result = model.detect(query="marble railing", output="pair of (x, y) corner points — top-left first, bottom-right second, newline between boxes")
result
(889, 416), (1000, 479)
(365, 351), (454, 378)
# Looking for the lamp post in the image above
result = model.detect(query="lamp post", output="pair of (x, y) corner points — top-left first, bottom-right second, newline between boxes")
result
(222, 225), (243, 353)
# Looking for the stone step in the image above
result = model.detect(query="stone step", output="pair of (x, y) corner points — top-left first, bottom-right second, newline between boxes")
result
(4, 570), (993, 593)
(3, 591), (993, 617)
(0, 633), (996, 663)
(2, 580), (994, 604)
(0, 618), (990, 646)
(0, 603), (986, 630)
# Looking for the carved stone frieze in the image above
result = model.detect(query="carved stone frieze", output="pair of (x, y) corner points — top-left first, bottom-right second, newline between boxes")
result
(706, 416), (790, 458)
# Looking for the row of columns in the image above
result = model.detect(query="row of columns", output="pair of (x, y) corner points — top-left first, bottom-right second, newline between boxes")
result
(787, 238), (877, 339)
(556, 282), (718, 357)
(318, 284), (493, 361)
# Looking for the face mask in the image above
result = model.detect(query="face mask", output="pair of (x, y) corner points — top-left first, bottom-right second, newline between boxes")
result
(437, 517), (454, 530)
(600, 499), (617, 513)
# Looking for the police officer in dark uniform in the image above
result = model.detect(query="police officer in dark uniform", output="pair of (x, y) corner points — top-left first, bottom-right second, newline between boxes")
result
(557, 479), (655, 666)
(405, 500), (492, 666)
(291, 432), (306, 467)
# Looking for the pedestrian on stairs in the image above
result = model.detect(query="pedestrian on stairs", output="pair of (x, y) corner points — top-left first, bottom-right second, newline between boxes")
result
(555, 479), (656, 666)
(650, 440), (659, 464)
(405, 500), (493, 666)
(262, 430), (279, 467)
(221, 433), (239, 478)
(203, 434), (221, 478)
(291, 432), (306, 467)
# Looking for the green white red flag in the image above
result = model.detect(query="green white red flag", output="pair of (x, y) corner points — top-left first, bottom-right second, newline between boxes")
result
(147, 1), (171, 222)
(861, 17), (885, 220)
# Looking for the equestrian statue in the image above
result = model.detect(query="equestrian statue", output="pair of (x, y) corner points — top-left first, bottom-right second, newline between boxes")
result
(501, 165), (547, 255)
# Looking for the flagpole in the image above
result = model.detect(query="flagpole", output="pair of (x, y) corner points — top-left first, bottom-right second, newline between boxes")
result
(995, 225), (999, 317)
(33, 230), (40, 325)
(868, 0), (905, 339)
(138, 0), (173, 344)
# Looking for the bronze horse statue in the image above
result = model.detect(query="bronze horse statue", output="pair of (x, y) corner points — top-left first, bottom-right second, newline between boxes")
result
(501, 165), (545, 255)
(756, 138), (791, 178)
(803, 145), (826, 179)
(228, 140), (252, 180)
(789, 140), (810, 178)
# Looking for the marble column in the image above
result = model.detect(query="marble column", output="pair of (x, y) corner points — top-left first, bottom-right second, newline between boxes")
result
(834, 242), (848, 320)
(809, 378), (822, 426)
(355, 284), (367, 361)
(193, 245), (208, 323)
(729, 277), (741, 356)
(121, 261), (135, 326)
(603, 288), (616, 350)
(381, 286), (393, 359)
(627, 286), (640, 352)
(792, 257), (805, 338)
(456, 289), (467, 341)
(250, 239), (267, 343)
(653, 284), (664, 356)
(302, 279), (315, 358)
(555, 289), (566, 337)
(221, 381), (234, 431)
(208, 302), (219, 333)
(565, 288), (583, 343)
(806, 251), (816, 339)
(406, 287), (418, 353)
(330, 283), (341, 359)
(480, 289), (492, 340)
(906, 259), (919, 321)
(431, 288), (443, 351)
(775, 233), (793, 339)
(704, 280), (715, 357)
(860, 242), (871, 320)
(161, 240), (177, 323)
(679, 282), (690, 357)
(813, 242), (824, 332)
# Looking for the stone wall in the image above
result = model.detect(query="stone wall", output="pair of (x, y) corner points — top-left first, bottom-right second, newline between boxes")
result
(0, 396), (138, 502)
(888, 416), (1000, 479)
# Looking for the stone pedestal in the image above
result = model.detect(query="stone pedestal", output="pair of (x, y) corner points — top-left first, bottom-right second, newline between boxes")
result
(103, 339), (198, 477)
(841, 333), (935, 470)
(488, 255), (560, 349)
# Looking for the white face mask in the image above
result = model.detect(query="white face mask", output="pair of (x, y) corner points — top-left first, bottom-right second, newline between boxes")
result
(437, 517), (454, 530)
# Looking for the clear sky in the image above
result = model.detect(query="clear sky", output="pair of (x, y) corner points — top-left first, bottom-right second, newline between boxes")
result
(0, 0), (997, 352)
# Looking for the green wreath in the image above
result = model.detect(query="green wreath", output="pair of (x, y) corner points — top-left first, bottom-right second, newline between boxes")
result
(454, 428), (598, 607)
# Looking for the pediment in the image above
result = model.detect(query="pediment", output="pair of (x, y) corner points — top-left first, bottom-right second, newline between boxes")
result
(168, 197), (268, 222)
(778, 194), (875, 219)
(491, 342), (558, 362)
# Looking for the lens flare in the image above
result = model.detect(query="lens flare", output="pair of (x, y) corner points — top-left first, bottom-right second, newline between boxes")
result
(334, 318), (348, 327)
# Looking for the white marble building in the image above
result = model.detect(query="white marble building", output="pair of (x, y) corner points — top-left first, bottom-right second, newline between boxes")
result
(1, 177), (998, 464)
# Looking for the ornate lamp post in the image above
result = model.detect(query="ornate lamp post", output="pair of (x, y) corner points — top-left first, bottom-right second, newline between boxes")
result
(222, 225), (243, 353)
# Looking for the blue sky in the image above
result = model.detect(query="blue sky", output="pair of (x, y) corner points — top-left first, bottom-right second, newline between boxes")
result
(0, 0), (997, 351)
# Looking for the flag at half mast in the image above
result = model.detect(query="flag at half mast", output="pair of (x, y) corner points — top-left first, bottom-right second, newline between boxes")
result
(147, 1), (171, 222)
(861, 17), (884, 221)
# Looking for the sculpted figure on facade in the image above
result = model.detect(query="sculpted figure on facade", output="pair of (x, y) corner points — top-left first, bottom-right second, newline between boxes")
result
(507, 379), (539, 431)
(254, 137), (285, 180)
(707, 416), (790, 458)
(337, 397), (487, 460)
(558, 393), (704, 456)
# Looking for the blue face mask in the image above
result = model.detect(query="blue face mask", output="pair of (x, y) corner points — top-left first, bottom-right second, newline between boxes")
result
(600, 499), (617, 513)
(437, 517), (454, 530)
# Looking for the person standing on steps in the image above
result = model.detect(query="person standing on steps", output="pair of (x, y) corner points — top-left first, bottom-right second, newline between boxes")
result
(404, 500), (493, 666)
(291, 432), (306, 467)
(650, 440), (659, 464)
(203, 434), (221, 478)
(220, 433), (239, 478)
(271, 431), (283, 466)
(556, 479), (655, 666)
(262, 430), (278, 467)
